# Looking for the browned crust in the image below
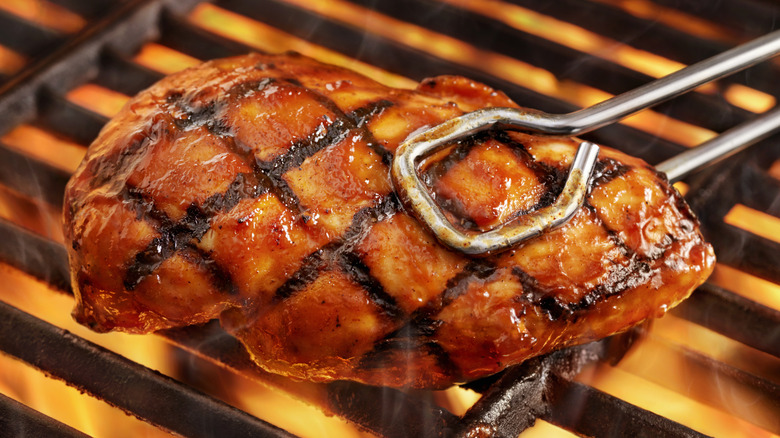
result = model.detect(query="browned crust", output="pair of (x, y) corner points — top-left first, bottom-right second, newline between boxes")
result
(64, 53), (715, 388)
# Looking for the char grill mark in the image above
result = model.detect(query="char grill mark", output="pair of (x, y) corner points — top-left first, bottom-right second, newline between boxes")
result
(510, 254), (655, 322)
(422, 132), (488, 184)
(273, 195), (402, 311)
(63, 53), (716, 389)
(120, 87), (393, 296)
(353, 147), (646, 363)
(86, 116), (175, 192)
(122, 172), (262, 292)
(492, 130), (568, 210)
(339, 251), (404, 321)
(434, 260), (498, 313)
(591, 157), (631, 187)
(273, 247), (331, 302)
(422, 130), (574, 231)
(505, 156), (678, 322)
(357, 319), (459, 378)
(354, 260), (497, 372)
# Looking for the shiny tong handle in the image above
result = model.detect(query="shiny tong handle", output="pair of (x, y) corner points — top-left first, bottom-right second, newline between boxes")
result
(392, 30), (780, 255)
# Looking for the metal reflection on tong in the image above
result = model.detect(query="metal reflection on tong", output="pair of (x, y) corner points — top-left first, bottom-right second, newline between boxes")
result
(392, 29), (780, 255)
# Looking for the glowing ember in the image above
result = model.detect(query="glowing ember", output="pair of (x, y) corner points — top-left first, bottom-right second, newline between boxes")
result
(710, 264), (780, 312)
(770, 160), (780, 181)
(65, 84), (130, 119)
(611, 316), (779, 433)
(275, 0), (715, 147)
(0, 45), (27, 76)
(578, 363), (775, 437)
(437, 0), (778, 114)
(724, 203), (780, 245)
(134, 43), (201, 75)
(723, 84), (776, 113)
(0, 0), (85, 34)
(673, 181), (689, 196)
(0, 1), (776, 436)
(0, 264), (174, 437)
(441, 0), (687, 80)
(1, 124), (85, 173)
(592, 0), (736, 43)
(188, 4), (415, 89)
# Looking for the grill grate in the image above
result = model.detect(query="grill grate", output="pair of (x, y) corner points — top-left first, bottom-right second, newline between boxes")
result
(0, 0), (779, 437)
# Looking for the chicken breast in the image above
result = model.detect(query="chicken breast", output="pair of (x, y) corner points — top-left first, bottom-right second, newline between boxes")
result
(63, 53), (715, 388)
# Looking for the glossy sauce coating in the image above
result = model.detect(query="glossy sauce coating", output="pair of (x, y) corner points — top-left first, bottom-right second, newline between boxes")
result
(63, 53), (715, 388)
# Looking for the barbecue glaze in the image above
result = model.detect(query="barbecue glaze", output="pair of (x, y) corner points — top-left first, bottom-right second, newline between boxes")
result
(63, 53), (715, 388)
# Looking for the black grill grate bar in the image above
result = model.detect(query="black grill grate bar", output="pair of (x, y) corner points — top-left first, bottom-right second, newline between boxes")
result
(0, 393), (90, 438)
(0, 143), (72, 208)
(0, 1), (778, 436)
(47, 0), (117, 20)
(8, 202), (770, 438)
(544, 377), (710, 438)
(215, 0), (574, 111)
(676, 283), (780, 358)
(674, 344), (780, 433)
(709, 224), (780, 286)
(0, 9), (64, 56)
(509, 0), (734, 59)
(0, 0), (201, 136)
(0, 219), (71, 292)
(215, 0), (687, 162)
(0, 300), (296, 438)
(95, 49), (165, 96)
(159, 12), (252, 61)
(0, 217), (458, 438)
(37, 88), (108, 147)
(648, 0), (780, 38)
(344, 0), (760, 134)
(163, 322), (462, 438)
(455, 357), (551, 437)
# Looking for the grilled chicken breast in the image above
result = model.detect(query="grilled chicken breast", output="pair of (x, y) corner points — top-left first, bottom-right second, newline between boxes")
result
(63, 53), (715, 388)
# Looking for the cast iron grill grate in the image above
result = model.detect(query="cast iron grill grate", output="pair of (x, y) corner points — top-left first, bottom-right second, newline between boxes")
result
(0, 0), (778, 437)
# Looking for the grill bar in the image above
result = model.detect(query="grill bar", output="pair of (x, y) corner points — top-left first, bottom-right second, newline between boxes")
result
(0, 143), (71, 208)
(544, 377), (708, 438)
(37, 89), (107, 148)
(210, 0), (690, 165)
(676, 283), (780, 358)
(648, 0), (780, 38)
(0, 10), (63, 56)
(0, 300), (295, 438)
(0, 393), (90, 438)
(344, 0), (759, 133)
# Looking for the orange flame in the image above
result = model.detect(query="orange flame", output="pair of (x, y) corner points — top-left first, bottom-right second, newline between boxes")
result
(724, 203), (780, 245)
(1, 124), (85, 173)
(0, 264), (174, 437)
(65, 84), (130, 119)
(0, 45), (27, 76)
(0, 0), (85, 34)
(188, 4), (415, 89)
(578, 314), (780, 437)
(274, 0), (715, 147)
(134, 43), (202, 75)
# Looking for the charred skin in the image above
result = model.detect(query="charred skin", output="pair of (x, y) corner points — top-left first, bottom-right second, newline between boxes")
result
(63, 53), (715, 388)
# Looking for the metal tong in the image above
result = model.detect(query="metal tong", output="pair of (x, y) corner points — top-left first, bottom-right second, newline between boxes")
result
(392, 30), (780, 256)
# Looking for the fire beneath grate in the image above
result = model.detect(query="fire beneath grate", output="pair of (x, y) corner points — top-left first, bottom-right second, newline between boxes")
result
(0, 0), (779, 437)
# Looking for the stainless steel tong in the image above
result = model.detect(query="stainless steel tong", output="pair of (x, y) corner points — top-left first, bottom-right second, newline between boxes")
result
(391, 30), (780, 256)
